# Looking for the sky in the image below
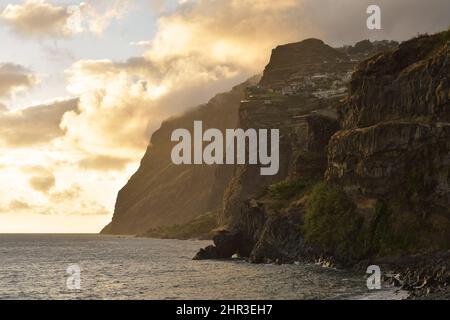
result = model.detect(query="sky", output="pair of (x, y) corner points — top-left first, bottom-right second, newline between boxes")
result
(0, 0), (449, 233)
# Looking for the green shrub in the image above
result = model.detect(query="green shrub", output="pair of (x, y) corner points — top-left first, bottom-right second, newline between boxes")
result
(369, 200), (450, 256)
(269, 178), (314, 200)
(304, 183), (363, 259)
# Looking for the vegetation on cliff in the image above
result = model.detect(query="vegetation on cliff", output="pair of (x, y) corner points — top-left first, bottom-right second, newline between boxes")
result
(141, 211), (217, 240)
(303, 183), (363, 260)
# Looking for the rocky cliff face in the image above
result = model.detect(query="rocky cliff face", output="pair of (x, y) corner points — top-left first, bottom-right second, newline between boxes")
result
(195, 32), (450, 265)
(196, 38), (356, 261)
(326, 32), (450, 255)
(102, 79), (256, 235)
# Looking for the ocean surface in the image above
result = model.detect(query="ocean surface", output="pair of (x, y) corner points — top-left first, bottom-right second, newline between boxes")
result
(0, 234), (406, 300)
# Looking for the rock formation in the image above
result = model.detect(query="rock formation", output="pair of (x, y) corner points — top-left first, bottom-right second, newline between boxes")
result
(196, 38), (359, 260)
(196, 32), (450, 263)
(326, 32), (450, 255)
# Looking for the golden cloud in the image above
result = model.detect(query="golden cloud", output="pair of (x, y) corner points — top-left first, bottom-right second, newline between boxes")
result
(60, 55), (238, 160)
(6, 199), (31, 212)
(0, 0), (130, 38)
(1, 0), (71, 37)
(49, 184), (82, 202)
(62, 0), (450, 162)
(23, 166), (56, 194)
(55, 0), (310, 163)
(0, 98), (78, 147)
(0, 199), (34, 214)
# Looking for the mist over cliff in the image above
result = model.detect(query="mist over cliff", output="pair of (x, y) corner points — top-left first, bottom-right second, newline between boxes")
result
(101, 77), (259, 235)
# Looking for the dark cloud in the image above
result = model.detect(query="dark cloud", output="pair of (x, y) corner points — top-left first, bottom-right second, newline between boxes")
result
(288, 0), (450, 46)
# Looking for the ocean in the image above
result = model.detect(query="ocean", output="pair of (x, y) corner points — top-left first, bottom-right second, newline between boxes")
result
(0, 234), (406, 300)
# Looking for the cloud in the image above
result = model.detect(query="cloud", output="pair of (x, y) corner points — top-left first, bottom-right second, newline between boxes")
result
(0, 63), (38, 98)
(292, 0), (450, 45)
(60, 53), (241, 158)
(130, 40), (152, 47)
(8, 199), (31, 211)
(0, 98), (78, 147)
(76, 201), (110, 216)
(0, 0), (72, 37)
(0, 0), (130, 38)
(49, 184), (82, 202)
(23, 166), (56, 193)
(29, 175), (55, 193)
(81, 0), (130, 35)
(0, 199), (32, 214)
(145, 0), (450, 62)
(0, 194), (109, 216)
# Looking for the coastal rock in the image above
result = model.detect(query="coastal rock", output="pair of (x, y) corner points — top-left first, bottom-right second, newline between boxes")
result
(193, 230), (242, 260)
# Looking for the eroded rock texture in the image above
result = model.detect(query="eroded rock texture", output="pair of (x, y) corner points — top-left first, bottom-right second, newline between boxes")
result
(327, 33), (450, 211)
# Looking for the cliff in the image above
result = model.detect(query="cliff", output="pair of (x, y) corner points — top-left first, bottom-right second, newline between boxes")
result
(101, 78), (257, 235)
(195, 38), (358, 260)
(260, 38), (352, 89)
(195, 31), (450, 268)
(326, 32), (450, 256)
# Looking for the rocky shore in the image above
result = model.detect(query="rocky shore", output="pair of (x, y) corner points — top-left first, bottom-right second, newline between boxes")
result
(355, 251), (450, 299)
